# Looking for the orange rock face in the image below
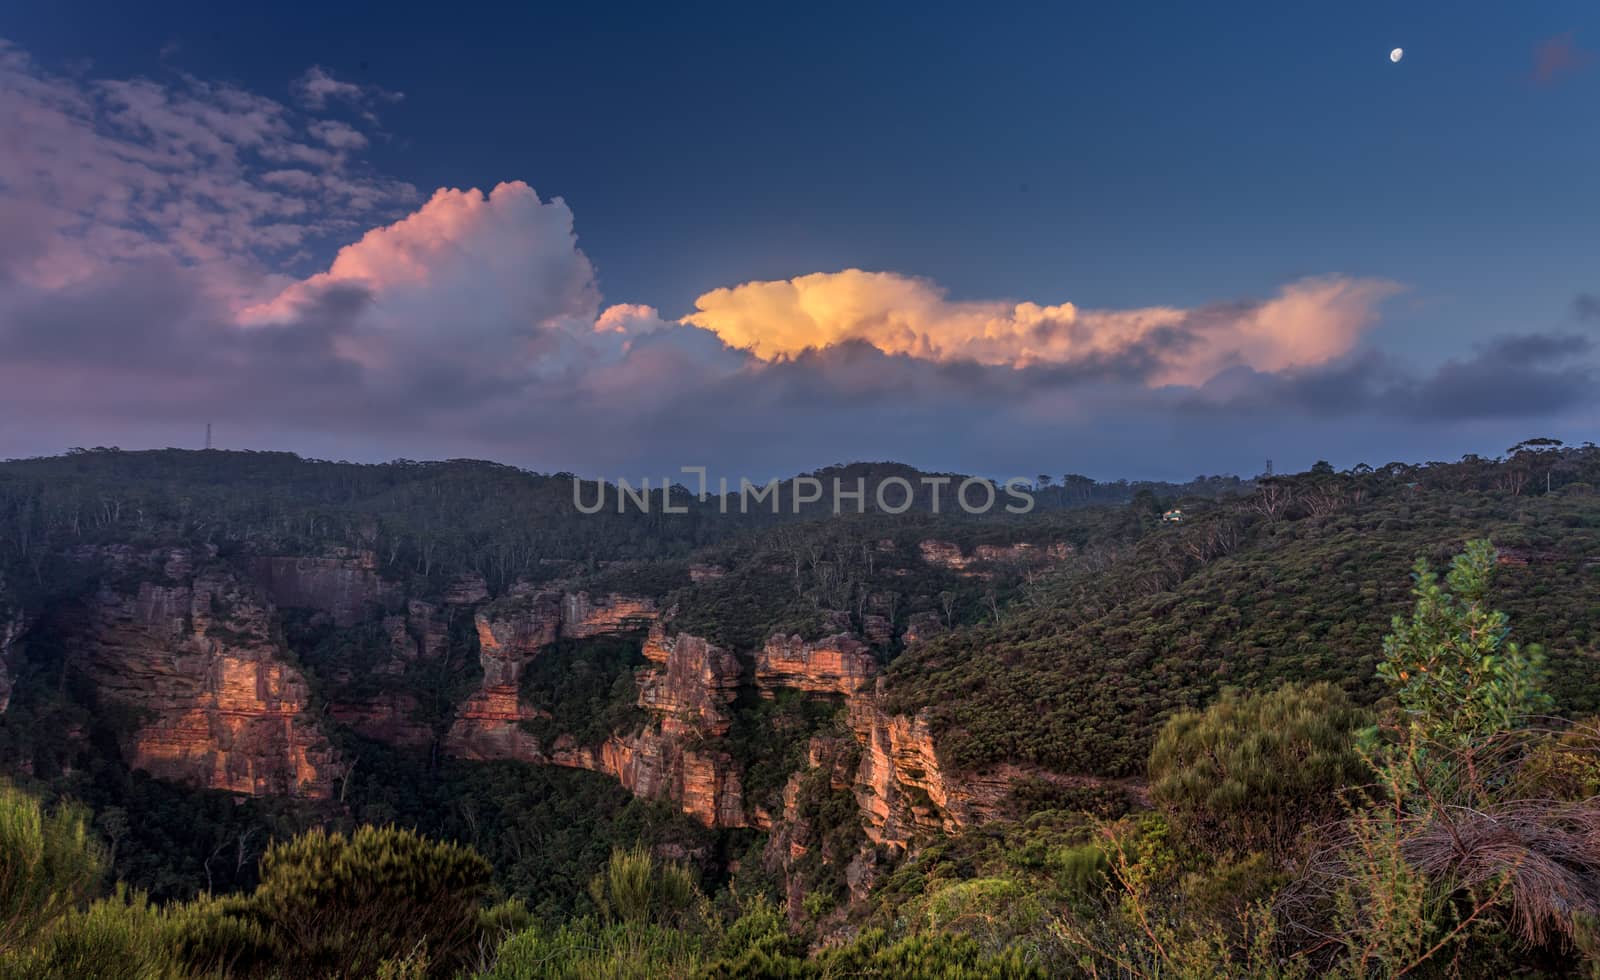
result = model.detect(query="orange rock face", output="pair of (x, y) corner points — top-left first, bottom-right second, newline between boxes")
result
(639, 624), (741, 737)
(561, 591), (658, 638)
(549, 731), (746, 829)
(918, 538), (1071, 572)
(755, 633), (877, 697)
(443, 592), (563, 759)
(444, 686), (549, 761)
(538, 624), (747, 827)
(443, 591), (664, 762)
(71, 558), (339, 798)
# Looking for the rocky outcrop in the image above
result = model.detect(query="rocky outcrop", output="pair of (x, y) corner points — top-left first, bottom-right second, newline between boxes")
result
(444, 573), (490, 605)
(755, 633), (877, 698)
(386, 599), (450, 662)
(861, 614), (893, 647)
(444, 616), (748, 827)
(918, 539), (969, 569)
(549, 732), (746, 829)
(444, 591), (664, 763)
(443, 592), (562, 760)
(445, 687), (549, 761)
(848, 681), (954, 845)
(69, 559), (339, 798)
(248, 550), (399, 626)
(843, 675), (1136, 848)
(639, 624), (741, 737)
(561, 592), (657, 638)
(917, 539), (1071, 571)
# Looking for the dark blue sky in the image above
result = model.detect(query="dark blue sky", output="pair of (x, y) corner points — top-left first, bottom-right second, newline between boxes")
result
(12, 1), (1596, 336)
(2, 3), (1596, 477)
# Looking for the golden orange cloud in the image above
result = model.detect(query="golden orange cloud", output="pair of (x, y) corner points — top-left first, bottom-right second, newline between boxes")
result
(684, 269), (1400, 386)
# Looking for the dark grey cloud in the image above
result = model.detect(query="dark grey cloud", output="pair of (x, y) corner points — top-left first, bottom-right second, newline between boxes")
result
(1182, 332), (1598, 425)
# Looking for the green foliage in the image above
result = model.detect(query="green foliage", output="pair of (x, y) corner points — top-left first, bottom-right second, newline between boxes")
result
(587, 845), (702, 928)
(243, 824), (493, 978)
(0, 887), (187, 980)
(518, 636), (649, 746)
(1149, 682), (1371, 857)
(887, 468), (1600, 775)
(0, 780), (104, 954)
(1378, 538), (1553, 749)
(702, 926), (1047, 978)
(481, 917), (708, 980)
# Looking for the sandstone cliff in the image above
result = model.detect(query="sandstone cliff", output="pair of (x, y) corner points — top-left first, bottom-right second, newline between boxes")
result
(70, 552), (339, 798)
(561, 591), (658, 638)
(917, 538), (1071, 572)
(443, 590), (664, 764)
(755, 633), (877, 698)
(443, 591), (562, 761)
(549, 731), (746, 829)
(637, 624), (741, 737)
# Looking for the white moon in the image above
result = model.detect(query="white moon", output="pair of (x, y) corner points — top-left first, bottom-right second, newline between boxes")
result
(1390, 47), (1404, 63)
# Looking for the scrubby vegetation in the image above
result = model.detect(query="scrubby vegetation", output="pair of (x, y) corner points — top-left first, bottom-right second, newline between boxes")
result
(3, 445), (1600, 974)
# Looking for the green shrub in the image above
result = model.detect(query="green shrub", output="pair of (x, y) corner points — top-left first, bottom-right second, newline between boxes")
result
(0, 781), (104, 953)
(482, 918), (706, 980)
(586, 845), (702, 928)
(245, 825), (493, 979)
(1149, 682), (1371, 857)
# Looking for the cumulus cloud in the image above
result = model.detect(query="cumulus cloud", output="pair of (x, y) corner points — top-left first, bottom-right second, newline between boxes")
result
(240, 181), (604, 391)
(684, 269), (1400, 386)
(0, 37), (1594, 478)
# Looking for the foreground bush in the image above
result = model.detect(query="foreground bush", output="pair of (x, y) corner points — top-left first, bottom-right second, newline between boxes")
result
(1148, 682), (1370, 857)
(0, 781), (104, 954)
(242, 824), (494, 978)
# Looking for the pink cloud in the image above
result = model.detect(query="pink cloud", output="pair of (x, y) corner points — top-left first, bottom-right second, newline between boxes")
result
(0, 37), (414, 302)
(683, 269), (1399, 387)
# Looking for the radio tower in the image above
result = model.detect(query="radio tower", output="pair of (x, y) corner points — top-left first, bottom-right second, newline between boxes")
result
(1264, 458), (1273, 477)
(205, 423), (212, 451)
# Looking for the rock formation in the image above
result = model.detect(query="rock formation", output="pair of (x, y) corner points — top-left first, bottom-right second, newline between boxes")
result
(561, 591), (658, 638)
(69, 555), (339, 798)
(549, 732), (746, 829)
(443, 592), (563, 760)
(755, 633), (877, 698)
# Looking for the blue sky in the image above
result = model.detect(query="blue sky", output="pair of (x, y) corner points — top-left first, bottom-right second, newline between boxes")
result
(1, 2), (1596, 478)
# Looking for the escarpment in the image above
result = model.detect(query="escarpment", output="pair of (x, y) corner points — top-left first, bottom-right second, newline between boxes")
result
(24, 531), (1068, 901)
(65, 550), (340, 798)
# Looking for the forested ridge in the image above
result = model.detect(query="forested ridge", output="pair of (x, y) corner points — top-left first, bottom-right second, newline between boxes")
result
(2, 441), (1599, 976)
